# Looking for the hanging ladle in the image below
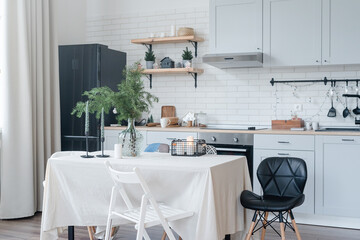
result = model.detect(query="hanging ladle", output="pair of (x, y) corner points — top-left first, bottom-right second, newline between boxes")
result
(343, 81), (351, 118)
(327, 82), (336, 117)
(353, 81), (360, 115)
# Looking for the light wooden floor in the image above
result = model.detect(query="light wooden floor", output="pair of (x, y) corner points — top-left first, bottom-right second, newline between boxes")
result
(0, 212), (360, 240)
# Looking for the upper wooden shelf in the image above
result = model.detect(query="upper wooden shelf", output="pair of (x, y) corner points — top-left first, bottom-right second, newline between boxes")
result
(131, 36), (204, 45)
(142, 68), (204, 89)
(143, 68), (204, 74)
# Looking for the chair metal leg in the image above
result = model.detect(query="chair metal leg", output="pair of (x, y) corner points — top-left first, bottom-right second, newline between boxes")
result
(245, 211), (258, 240)
(261, 212), (269, 240)
(289, 210), (302, 240)
(279, 212), (286, 240)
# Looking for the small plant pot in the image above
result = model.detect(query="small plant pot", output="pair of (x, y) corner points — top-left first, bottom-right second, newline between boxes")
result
(146, 61), (154, 69)
(182, 60), (192, 68)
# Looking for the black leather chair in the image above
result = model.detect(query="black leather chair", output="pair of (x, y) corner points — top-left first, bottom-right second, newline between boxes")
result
(240, 157), (307, 240)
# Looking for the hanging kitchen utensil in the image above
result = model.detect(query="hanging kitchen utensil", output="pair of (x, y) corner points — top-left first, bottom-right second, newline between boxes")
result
(327, 82), (336, 117)
(353, 81), (360, 115)
(343, 81), (351, 118)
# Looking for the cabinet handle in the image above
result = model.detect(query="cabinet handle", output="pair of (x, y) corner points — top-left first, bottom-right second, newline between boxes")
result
(278, 153), (290, 156)
(316, 60), (319, 63)
(324, 60), (328, 63)
(342, 139), (355, 142)
(278, 141), (290, 144)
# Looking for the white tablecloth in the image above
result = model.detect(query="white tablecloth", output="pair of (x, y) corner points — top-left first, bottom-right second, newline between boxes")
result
(40, 151), (253, 240)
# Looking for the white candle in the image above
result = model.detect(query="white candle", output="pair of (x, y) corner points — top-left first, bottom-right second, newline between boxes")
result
(186, 136), (194, 155)
(101, 107), (104, 139)
(114, 143), (122, 159)
(85, 101), (89, 134)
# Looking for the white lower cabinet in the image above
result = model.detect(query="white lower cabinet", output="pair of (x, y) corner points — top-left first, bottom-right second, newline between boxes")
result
(315, 135), (360, 218)
(254, 134), (315, 215)
(104, 129), (147, 151)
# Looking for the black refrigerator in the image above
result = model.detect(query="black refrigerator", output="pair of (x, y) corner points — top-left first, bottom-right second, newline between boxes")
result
(59, 44), (126, 151)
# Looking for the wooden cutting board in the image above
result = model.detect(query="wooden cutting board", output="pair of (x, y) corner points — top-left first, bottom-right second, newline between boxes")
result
(272, 119), (304, 130)
(161, 106), (176, 118)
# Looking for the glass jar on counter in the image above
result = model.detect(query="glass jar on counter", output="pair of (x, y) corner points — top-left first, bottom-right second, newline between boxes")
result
(194, 112), (207, 127)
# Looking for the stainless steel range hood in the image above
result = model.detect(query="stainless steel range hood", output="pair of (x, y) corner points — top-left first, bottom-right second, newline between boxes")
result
(202, 52), (263, 68)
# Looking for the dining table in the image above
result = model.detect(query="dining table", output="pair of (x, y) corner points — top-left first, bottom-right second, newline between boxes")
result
(40, 151), (253, 240)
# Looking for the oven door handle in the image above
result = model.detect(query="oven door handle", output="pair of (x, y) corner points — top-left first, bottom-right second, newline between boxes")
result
(215, 147), (248, 152)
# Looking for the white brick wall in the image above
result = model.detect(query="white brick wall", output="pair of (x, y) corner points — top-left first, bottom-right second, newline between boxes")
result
(87, 7), (360, 127)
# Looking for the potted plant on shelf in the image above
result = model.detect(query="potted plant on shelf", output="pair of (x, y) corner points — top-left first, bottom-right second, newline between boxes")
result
(72, 62), (159, 157)
(145, 49), (156, 69)
(182, 47), (193, 68)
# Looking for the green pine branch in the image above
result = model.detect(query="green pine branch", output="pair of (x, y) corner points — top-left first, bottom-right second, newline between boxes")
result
(71, 62), (159, 124)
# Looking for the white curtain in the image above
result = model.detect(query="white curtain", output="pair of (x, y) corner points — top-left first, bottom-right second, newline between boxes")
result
(0, 0), (61, 218)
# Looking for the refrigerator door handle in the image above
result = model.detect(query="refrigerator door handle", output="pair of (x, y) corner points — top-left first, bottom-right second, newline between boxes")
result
(63, 135), (99, 139)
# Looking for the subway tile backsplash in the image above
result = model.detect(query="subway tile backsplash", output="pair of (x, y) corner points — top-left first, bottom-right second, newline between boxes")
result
(87, 8), (360, 127)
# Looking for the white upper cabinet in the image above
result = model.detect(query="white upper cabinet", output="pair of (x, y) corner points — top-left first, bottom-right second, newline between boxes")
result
(263, 0), (322, 67)
(210, 0), (263, 54)
(264, 0), (360, 67)
(322, 0), (360, 65)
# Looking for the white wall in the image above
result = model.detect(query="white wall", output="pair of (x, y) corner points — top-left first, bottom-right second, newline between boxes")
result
(86, 2), (360, 127)
(87, 0), (208, 17)
(55, 0), (87, 45)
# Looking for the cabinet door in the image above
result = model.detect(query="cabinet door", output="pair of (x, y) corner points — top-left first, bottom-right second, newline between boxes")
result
(315, 136), (360, 218)
(104, 130), (147, 151)
(263, 0), (322, 66)
(253, 149), (315, 214)
(322, 0), (360, 65)
(147, 131), (197, 145)
(210, 0), (262, 53)
(104, 130), (119, 150)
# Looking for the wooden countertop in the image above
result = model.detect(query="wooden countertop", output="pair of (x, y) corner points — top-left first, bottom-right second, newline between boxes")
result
(105, 126), (360, 136)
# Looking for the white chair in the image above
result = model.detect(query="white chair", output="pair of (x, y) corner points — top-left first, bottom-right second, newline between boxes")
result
(104, 161), (193, 240)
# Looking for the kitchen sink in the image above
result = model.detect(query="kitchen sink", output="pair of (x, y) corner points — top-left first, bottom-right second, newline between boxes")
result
(316, 127), (360, 132)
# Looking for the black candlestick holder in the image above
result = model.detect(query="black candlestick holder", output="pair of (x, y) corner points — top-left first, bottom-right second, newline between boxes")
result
(81, 132), (94, 158)
(96, 137), (110, 158)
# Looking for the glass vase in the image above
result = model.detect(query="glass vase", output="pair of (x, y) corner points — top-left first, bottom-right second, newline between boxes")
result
(118, 118), (143, 157)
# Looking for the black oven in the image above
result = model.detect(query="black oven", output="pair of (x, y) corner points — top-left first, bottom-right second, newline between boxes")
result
(198, 132), (254, 185)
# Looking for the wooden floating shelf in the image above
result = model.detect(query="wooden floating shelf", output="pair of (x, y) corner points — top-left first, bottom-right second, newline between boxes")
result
(131, 36), (204, 45)
(142, 68), (204, 89)
(143, 68), (204, 74)
(131, 34), (204, 89)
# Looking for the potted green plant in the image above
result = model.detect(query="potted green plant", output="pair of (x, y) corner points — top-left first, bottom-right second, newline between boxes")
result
(72, 62), (159, 157)
(145, 49), (156, 69)
(182, 47), (193, 67)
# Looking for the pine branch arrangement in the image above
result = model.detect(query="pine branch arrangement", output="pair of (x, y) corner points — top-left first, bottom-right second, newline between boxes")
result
(112, 62), (159, 122)
(144, 49), (156, 61)
(71, 86), (114, 119)
(182, 47), (193, 60)
(71, 62), (159, 124)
